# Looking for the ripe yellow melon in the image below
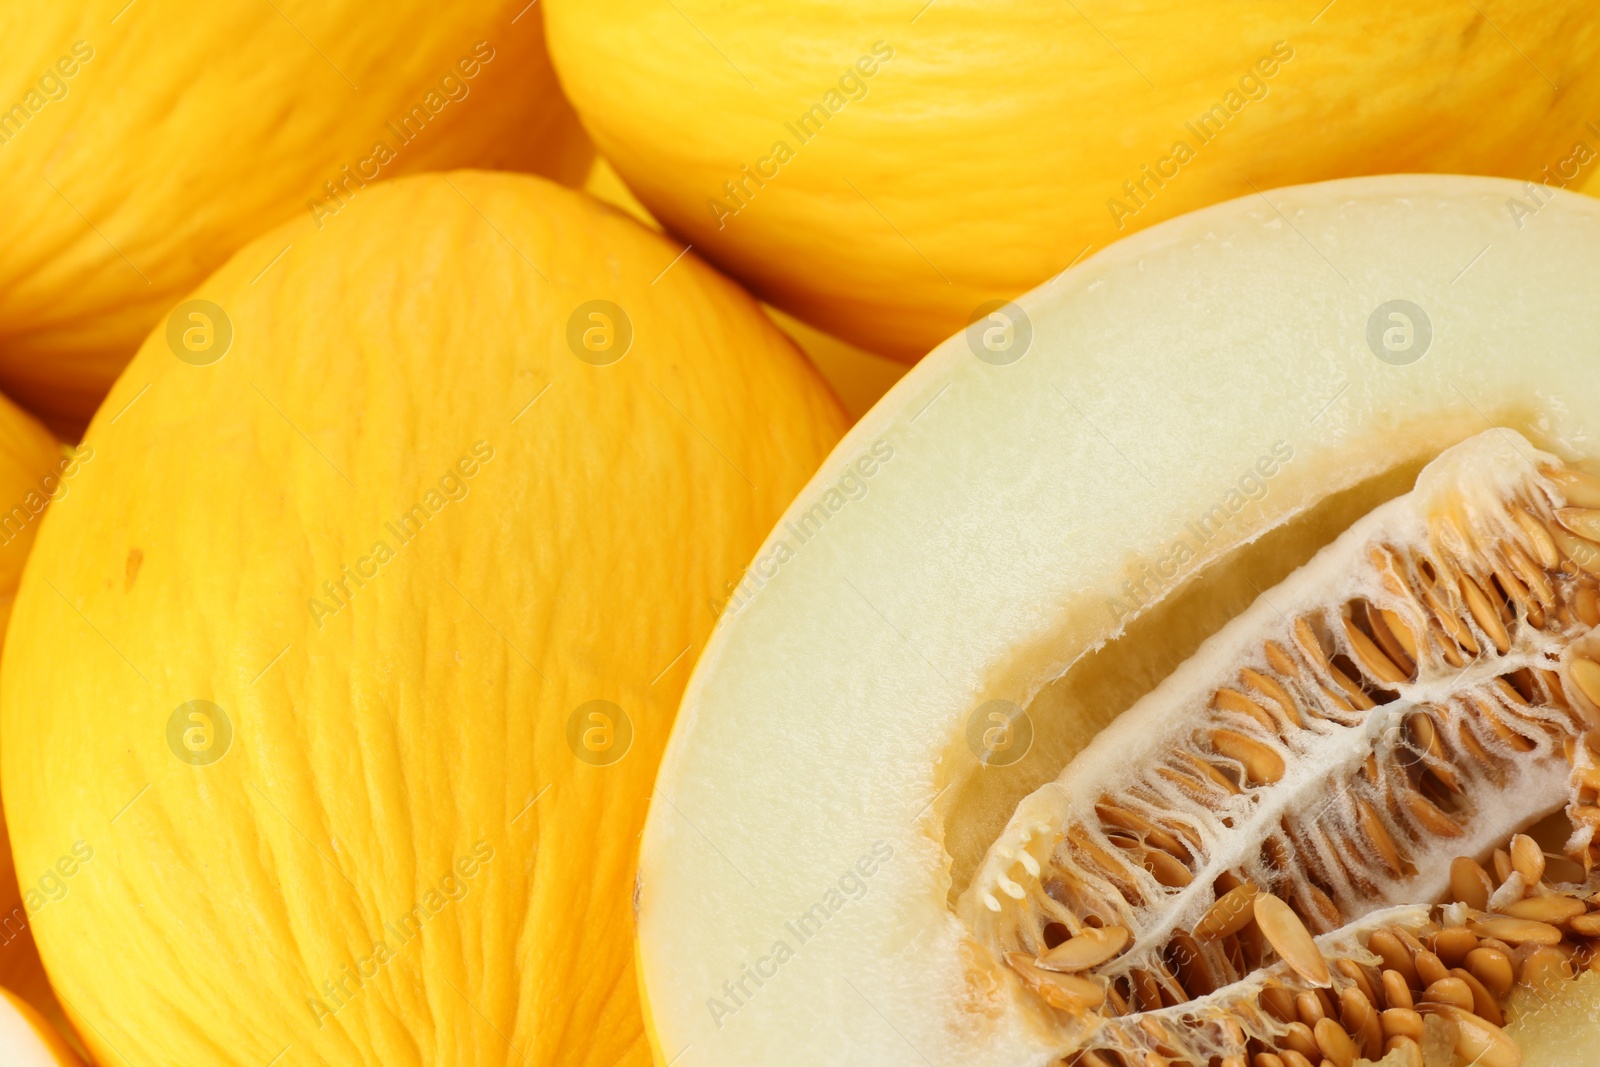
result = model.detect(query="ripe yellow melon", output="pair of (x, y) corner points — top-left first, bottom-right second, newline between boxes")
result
(0, 1), (592, 431)
(545, 2), (1600, 362)
(634, 175), (1600, 1066)
(0, 171), (846, 1066)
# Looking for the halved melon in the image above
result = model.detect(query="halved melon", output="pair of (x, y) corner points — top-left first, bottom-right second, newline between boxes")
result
(0, 988), (82, 1066)
(636, 174), (1600, 1066)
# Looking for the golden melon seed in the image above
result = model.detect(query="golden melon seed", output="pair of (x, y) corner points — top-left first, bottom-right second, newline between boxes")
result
(1341, 615), (1408, 685)
(1369, 931), (1420, 989)
(1414, 949), (1450, 988)
(1502, 895), (1585, 924)
(1280, 1021), (1320, 1060)
(1514, 508), (1562, 569)
(1577, 585), (1600, 627)
(1255, 894), (1330, 986)
(1449, 856), (1494, 909)
(1418, 1003), (1523, 1067)
(1419, 976), (1474, 1011)
(1557, 506), (1600, 541)
(1210, 729), (1285, 786)
(1460, 576), (1511, 654)
(1449, 966), (1504, 1026)
(1571, 656), (1600, 710)
(1006, 953), (1105, 1011)
(1432, 925), (1478, 967)
(1312, 1016), (1356, 1067)
(1468, 917), (1563, 946)
(1037, 926), (1130, 972)
(1194, 883), (1259, 942)
(1548, 467), (1600, 509)
(1519, 946), (1575, 991)
(1567, 912), (1600, 937)
(1465, 947), (1515, 1000)
(1380, 1006), (1424, 1041)
(1291, 989), (1322, 1026)
(1380, 968), (1414, 1010)
(1509, 833), (1546, 884)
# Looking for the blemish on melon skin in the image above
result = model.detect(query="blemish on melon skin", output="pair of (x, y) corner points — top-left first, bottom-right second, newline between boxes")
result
(125, 547), (143, 590)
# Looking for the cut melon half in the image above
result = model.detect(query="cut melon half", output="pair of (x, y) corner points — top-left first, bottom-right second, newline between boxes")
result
(635, 175), (1600, 1067)
(0, 989), (82, 1066)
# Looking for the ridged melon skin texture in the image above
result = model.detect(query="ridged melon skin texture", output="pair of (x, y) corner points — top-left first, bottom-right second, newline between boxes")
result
(545, 1), (1600, 361)
(632, 176), (1600, 1066)
(0, 172), (847, 1066)
(0, 0), (592, 430)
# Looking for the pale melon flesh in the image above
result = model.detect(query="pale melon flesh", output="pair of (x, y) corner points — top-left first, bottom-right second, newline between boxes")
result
(636, 175), (1600, 1066)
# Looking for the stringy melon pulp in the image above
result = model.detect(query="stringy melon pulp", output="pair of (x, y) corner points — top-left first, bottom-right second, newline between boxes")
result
(961, 429), (1600, 1066)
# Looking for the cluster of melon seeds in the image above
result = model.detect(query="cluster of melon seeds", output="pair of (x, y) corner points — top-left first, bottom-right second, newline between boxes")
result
(957, 431), (1600, 1066)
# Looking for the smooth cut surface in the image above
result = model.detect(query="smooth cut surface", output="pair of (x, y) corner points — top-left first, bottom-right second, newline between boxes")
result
(0, 172), (846, 1066)
(634, 176), (1600, 1065)
(546, 1), (1600, 361)
(0, 0), (592, 429)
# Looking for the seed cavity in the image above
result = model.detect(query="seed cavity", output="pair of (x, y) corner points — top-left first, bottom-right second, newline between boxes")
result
(959, 433), (1600, 1065)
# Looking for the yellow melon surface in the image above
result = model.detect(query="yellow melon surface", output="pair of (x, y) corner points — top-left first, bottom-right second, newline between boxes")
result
(0, 0), (592, 430)
(546, 1), (1600, 361)
(0, 171), (846, 1066)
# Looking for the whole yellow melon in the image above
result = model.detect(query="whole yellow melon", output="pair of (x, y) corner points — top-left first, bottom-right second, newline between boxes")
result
(0, 0), (592, 430)
(0, 171), (846, 1066)
(545, 1), (1600, 361)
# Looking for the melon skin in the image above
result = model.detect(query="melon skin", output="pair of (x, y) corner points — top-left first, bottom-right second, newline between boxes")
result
(633, 175), (1600, 1065)
(0, 0), (593, 431)
(0, 172), (847, 1067)
(544, 1), (1600, 363)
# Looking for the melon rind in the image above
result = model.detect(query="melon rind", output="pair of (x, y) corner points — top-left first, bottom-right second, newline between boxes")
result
(636, 175), (1600, 1067)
